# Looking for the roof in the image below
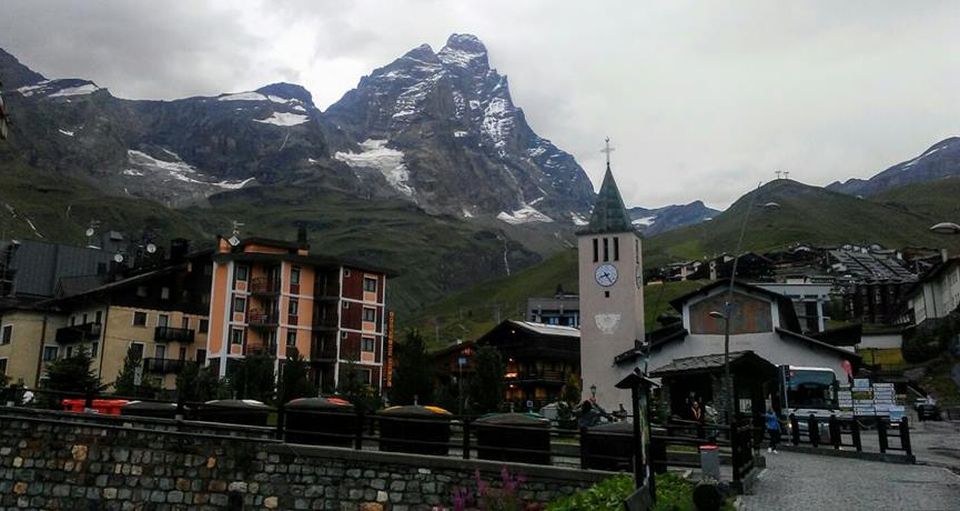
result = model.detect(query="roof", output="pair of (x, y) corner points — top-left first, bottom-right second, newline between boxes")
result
(775, 327), (862, 361)
(214, 251), (398, 277)
(828, 248), (916, 282)
(507, 320), (581, 338)
(667, 279), (803, 332)
(578, 165), (634, 235)
(901, 257), (960, 302)
(2, 239), (117, 298)
(44, 264), (185, 306)
(430, 340), (477, 359)
(613, 323), (688, 365)
(649, 351), (775, 377)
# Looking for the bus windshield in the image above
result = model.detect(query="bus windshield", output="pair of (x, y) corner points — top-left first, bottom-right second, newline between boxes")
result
(786, 369), (835, 410)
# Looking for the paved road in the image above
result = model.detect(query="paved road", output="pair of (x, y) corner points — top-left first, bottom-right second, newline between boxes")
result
(741, 451), (960, 511)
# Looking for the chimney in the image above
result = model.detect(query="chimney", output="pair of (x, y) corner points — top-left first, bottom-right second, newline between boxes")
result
(170, 238), (189, 263)
(297, 225), (308, 246)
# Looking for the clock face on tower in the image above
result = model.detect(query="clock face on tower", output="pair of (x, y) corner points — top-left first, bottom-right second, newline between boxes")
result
(595, 264), (618, 287)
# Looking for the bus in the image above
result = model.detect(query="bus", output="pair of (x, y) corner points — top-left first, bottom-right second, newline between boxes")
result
(777, 365), (838, 439)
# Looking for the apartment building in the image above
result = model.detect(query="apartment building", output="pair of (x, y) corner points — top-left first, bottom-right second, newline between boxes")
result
(206, 236), (391, 393)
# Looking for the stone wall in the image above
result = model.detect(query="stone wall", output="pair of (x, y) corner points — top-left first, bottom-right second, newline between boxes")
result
(0, 408), (610, 510)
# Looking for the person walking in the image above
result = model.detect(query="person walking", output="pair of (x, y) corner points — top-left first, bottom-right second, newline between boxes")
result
(765, 407), (781, 454)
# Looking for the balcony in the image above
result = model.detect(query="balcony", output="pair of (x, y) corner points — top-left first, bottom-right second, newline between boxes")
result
(55, 322), (102, 344)
(311, 317), (340, 331)
(143, 358), (186, 374)
(248, 310), (279, 329)
(509, 370), (567, 384)
(310, 340), (338, 361)
(250, 277), (281, 296)
(154, 326), (195, 344)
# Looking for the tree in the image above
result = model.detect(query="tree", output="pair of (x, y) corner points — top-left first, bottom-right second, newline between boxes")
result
(44, 346), (102, 398)
(176, 362), (229, 403)
(337, 361), (382, 413)
(229, 352), (276, 403)
(277, 348), (316, 404)
(467, 345), (505, 414)
(113, 344), (160, 397)
(390, 330), (435, 405)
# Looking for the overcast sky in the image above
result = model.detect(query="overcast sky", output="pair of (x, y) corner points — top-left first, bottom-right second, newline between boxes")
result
(4, 1), (959, 209)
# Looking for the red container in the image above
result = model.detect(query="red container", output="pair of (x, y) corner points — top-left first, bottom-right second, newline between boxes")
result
(61, 399), (85, 412)
(60, 399), (129, 415)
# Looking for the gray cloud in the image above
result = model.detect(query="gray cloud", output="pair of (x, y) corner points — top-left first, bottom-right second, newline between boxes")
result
(3, 0), (959, 209)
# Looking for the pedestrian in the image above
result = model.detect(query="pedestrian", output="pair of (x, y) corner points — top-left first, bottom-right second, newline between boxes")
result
(765, 406), (781, 454)
(690, 400), (703, 423)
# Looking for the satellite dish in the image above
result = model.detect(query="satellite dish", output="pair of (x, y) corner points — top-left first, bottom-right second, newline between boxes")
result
(228, 236), (240, 247)
(113, 253), (124, 263)
(145, 243), (157, 254)
(85, 228), (95, 237)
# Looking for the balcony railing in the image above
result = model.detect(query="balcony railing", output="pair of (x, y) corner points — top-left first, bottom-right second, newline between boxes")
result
(248, 311), (279, 328)
(154, 326), (195, 344)
(508, 370), (567, 384)
(250, 277), (281, 295)
(310, 341), (338, 361)
(55, 322), (102, 344)
(142, 358), (186, 374)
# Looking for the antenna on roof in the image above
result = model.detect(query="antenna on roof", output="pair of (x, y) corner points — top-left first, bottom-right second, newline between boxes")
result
(231, 220), (244, 237)
(783, 171), (790, 180)
(774, 170), (783, 180)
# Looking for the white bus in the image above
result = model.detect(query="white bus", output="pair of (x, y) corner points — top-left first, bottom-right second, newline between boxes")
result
(777, 365), (838, 439)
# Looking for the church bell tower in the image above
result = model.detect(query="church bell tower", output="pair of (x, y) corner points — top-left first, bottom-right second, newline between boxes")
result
(577, 140), (644, 413)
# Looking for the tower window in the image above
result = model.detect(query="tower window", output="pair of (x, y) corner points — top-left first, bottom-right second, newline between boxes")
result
(603, 238), (609, 262)
(613, 237), (620, 261)
(592, 239), (599, 263)
(604, 291), (610, 298)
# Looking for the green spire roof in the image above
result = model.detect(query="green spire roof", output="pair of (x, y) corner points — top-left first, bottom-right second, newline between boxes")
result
(580, 164), (634, 234)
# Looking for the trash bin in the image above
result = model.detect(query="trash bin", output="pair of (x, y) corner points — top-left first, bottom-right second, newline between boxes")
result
(61, 399), (86, 413)
(475, 413), (551, 465)
(699, 444), (720, 480)
(581, 421), (634, 471)
(92, 399), (130, 416)
(121, 401), (184, 419)
(198, 399), (272, 426)
(284, 397), (357, 447)
(377, 405), (452, 455)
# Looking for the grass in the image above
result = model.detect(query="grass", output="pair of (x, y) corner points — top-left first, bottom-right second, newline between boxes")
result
(547, 473), (735, 511)
(920, 355), (960, 406)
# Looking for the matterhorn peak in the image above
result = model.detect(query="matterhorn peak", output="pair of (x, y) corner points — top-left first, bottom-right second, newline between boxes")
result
(438, 33), (489, 69)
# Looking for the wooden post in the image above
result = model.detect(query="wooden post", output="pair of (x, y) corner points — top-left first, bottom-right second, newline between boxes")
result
(851, 418), (862, 452)
(808, 414), (819, 448)
(462, 419), (471, 460)
(275, 402), (285, 441)
(354, 408), (364, 450)
(900, 417), (912, 457)
(790, 414), (800, 445)
(731, 421), (741, 485)
(631, 385), (642, 490)
(878, 418), (888, 454)
(829, 415), (840, 450)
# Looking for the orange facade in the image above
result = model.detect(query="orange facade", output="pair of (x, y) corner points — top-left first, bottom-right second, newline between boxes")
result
(205, 237), (389, 392)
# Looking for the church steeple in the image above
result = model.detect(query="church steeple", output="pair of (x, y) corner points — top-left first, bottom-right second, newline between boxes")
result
(581, 164), (633, 235)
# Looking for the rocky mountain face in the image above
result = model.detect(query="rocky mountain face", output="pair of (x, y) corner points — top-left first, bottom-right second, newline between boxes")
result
(1, 36), (596, 223)
(324, 34), (596, 222)
(628, 201), (719, 236)
(828, 137), (960, 197)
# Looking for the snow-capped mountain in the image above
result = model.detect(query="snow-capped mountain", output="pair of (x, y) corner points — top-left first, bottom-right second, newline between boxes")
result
(324, 34), (596, 221)
(627, 201), (719, 236)
(828, 137), (960, 197)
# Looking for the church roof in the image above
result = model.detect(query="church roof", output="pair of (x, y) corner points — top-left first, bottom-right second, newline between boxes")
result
(579, 165), (634, 235)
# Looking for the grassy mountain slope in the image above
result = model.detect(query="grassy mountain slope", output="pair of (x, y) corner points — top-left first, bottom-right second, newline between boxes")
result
(415, 178), (960, 345)
(409, 247), (707, 347)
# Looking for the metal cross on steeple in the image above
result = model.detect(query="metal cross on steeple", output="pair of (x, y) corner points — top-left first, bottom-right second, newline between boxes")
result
(601, 137), (615, 168)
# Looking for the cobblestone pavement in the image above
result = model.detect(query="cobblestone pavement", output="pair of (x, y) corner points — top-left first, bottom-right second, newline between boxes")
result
(740, 451), (960, 511)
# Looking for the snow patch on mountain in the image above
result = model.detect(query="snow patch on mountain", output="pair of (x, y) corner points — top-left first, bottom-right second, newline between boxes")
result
(58, 129), (75, 137)
(632, 216), (657, 227)
(903, 145), (946, 168)
(438, 44), (486, 68)
(48, 84), (100, 98)
(124, 150), (254, 189)
(334, 139), (414, 196)
(253, 112), (309, 127)
(497, 203), (554, 225)
(570, 212), (589, 226)
(482, 96), (515, 155)
(16, 80), (51, 96)
(16, 79), (99, 98)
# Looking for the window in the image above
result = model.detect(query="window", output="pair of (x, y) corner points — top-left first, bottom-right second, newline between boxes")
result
(291, 267), (301, 285)
(155, 344), (166, 360)
(178, 347), (187, 360)
(129, 342), (144, 361)
(161, 287), (170, 300)
(181, 317), (190, 329)
(364, 277), (377, 293)
(603, 238), (609, 262)
(133, 312), (147, 327)
(42, 346), (58, 362)
(230, 328), (245, 345)
(158, 314), (169, 328)
(90, 342), (99, 358)
(82, 313), (88, 324)
(288, 299), (299, 316)
(233, 296), (246, 314)
(361, 337), (375, 353)
(0, 325), (11, 345)
(196, 349), (207, 365)
(95, 311), (102, 324)
(235, 265), (249, 282)
(363, 307), (376, 322)
(592, 238), (599, 263)
(199, 319), (209, 334)
(613, 237), (620, 261)
(0, 359), (7, 376)
(286, 331), (297, 347)
(360, 368), (372, 385)
(66, 346), (73, 358)
(136, 286), (148, 298)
